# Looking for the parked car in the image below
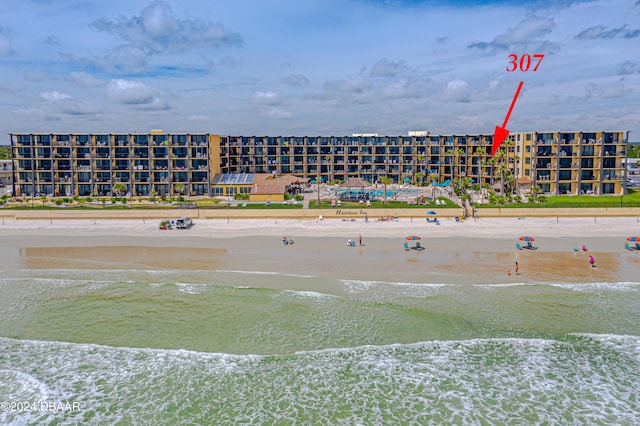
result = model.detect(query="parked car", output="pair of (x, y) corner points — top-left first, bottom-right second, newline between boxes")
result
(175, 217), (194, 229)
(627, 179), (635, 187)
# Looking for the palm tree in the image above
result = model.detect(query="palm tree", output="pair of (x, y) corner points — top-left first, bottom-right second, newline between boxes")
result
(316, 174), (321, 207)
(113, 183), (127, 197)
(487, 156), (497, 187)
(323, 155), (332, 182)
(446, 149), (454, 182)
(429, 172), (439, 199)
(454, 147), (465, 183)
(414, 172), (425, 186)
(495, 153), (508, 196)
(416, 155), (425, 184)
(174, 183), (185, 196)
(475, 146), (487, 187)
(531, 185), (541, 203)
(379, 176), (393, 205)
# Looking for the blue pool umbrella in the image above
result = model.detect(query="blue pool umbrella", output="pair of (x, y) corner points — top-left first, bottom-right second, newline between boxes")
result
(427, 211), (437, 215)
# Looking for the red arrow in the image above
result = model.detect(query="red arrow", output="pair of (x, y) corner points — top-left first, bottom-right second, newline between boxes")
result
(491, 81), (524, 156)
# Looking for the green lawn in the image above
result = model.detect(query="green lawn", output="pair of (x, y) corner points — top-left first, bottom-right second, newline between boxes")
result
(477, 189), (640, 208)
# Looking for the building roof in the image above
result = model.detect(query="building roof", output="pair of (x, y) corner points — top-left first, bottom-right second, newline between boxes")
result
(211, 173), (256, 185)
(211, 173), (309, 195)
(251, 174), (308, 195)
(517, 177), (532, 185)
(339, 178), (371, 188)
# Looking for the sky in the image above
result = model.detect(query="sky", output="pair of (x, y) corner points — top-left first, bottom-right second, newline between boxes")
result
(0, 0), (638, 139)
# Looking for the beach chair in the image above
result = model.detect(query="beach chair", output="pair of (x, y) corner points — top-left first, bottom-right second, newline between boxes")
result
(403, 242), (410, 251)
(625, 243), (636, 251)
(516, 243), (524, 250)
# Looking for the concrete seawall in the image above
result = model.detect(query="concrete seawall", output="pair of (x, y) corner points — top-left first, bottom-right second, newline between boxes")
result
(1, 207), (639, 220)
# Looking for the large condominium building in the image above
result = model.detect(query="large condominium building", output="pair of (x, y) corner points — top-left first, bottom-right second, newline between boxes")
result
(9, 130), (629, 197)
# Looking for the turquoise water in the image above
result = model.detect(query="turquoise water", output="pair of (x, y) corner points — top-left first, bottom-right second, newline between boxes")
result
(338, 188), (422, 198)
(1, 268), (639, 424)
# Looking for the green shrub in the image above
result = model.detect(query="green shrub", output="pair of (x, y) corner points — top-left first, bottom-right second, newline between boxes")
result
(284, 193), (292, 200)
(55, 199), (64, 205)
(294, 194), (303, 201)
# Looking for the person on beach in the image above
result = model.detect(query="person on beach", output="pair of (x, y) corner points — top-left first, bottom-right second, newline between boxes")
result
(589, 255), (595, 267)
(515, 262), (519, 275)
(359, 235), (363, 246)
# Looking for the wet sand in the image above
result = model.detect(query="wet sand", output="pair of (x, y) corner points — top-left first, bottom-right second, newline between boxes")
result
(1, 231), (637, 285)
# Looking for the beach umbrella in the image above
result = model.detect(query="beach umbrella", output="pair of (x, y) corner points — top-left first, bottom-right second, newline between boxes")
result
(405, 235), (421, 241)
(427, 211), (437, 215)
(626, 236), (640, 242)
(519, 236), (535, 242)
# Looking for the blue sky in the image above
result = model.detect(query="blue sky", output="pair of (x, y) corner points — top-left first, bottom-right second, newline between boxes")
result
(0, 0), (638, 139)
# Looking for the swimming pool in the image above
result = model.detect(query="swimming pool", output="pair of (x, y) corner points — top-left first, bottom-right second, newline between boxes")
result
(337, 188), (423, 198)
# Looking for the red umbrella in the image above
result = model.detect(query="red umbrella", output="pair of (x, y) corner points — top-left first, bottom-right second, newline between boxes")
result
(405, 235), (421, 241)
(519, 236), (535, 242)
(626, 237), (640, 242)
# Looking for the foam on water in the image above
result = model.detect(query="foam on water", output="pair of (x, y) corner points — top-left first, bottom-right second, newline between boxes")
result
(1, 335), (638, 424)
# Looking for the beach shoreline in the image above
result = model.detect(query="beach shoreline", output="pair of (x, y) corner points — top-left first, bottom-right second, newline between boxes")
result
(1, 216), (638, 286)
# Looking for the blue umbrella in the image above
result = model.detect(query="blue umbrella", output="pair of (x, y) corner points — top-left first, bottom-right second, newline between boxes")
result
(627, 236), (640, 242)
(405, 235), (421, 241)
(427, 211), (437, 215)
(519, 236), (535, 242)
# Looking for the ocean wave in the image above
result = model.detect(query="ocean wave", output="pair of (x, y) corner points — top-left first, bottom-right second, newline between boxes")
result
(1, 335), (639, 424)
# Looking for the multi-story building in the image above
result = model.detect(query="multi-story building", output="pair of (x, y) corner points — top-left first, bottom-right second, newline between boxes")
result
(0, 159), (13, 189)
(9, 131), (629, 197)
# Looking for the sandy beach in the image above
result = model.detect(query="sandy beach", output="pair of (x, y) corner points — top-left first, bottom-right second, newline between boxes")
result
(1, 216), (638, 286)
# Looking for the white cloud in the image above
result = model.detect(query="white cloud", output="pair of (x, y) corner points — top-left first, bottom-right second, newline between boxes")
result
(41, 91), (71, 102)
(251, 91), (284, 106)
(187, 114), (210, 122)
(107, 78), (169, 111)
(441, 78), (471, 103)
(468, 16), (557, 52)
(69, 71), (103, 88)
(88, 0), (243, 71)
(266, 107), (292, 119)
(369, 58), (410, 78)
(586, 79), (632, 99)
(281, 74), (310, 88)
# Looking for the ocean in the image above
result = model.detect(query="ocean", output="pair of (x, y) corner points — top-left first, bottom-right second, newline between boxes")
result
(1, 266), (639, 424)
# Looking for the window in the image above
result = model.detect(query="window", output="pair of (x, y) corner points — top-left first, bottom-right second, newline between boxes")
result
(525, 157), (530, 165)
(525, 169), (530, 176)
(526, 146), (531, 153)
(213, 187), (224, 196)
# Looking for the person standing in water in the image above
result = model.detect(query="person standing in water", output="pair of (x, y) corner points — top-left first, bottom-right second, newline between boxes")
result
(589, 255), (595, 267)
